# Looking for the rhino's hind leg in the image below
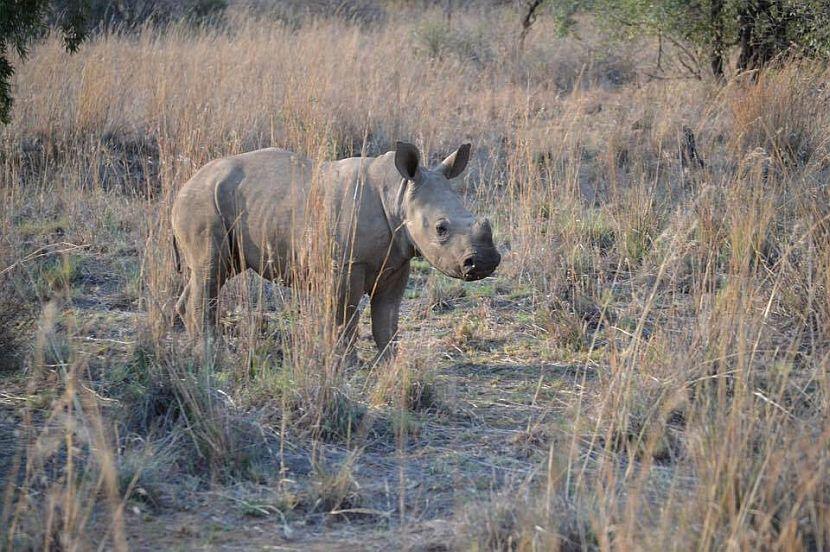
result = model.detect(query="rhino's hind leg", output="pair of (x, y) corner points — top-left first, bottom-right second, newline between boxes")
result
(174, 281), (190, 328)
(181, 229), (234, 338)
(186, 269), (230, 338)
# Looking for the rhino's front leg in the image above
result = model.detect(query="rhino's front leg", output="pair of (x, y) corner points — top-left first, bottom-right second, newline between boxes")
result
(370, 263), (410, 360)
(336, 263), (366, 359)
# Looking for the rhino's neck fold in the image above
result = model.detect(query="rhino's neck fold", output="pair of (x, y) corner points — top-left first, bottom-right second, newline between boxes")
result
(379, 176), (416, 261)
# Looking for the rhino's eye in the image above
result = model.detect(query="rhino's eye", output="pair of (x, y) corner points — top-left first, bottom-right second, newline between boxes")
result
(435, 220), (449, 238)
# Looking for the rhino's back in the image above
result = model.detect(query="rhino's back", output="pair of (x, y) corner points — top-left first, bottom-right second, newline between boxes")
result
(232, 150), (398, 279)
(174, 147), (398, 280)
(223, 148), (311, 193)
(204, 148), (312, 276)
(175, 147), (307, 210)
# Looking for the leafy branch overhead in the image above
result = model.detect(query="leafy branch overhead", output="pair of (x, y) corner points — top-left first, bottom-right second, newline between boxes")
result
(0, 0), (225, 124)
(0, 0), (88, 124)
(519, 0), (830, 79)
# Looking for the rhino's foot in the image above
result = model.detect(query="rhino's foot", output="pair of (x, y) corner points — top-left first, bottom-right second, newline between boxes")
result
(372, 341), (398, 365)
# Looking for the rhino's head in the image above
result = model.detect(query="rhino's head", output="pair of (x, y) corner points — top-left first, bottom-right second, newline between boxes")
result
(394, 141), (500, 281)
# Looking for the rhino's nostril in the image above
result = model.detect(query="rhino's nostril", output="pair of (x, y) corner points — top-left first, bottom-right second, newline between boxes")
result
(463, 256), (475, 271)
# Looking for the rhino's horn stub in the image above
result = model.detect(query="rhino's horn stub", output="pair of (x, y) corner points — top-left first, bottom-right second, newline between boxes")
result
(395, 141), (420, 180)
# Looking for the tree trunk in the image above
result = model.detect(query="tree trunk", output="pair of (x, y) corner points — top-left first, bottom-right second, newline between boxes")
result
(710, 0), (725, 80)
(738, 0), (789, 73)
(737, 0), (756, 72)
(519, 0), (544, 52)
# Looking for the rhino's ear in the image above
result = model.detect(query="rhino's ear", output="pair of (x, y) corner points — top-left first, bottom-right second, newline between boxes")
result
(438, 143), (471, 179)
(395, 141), (421, 180)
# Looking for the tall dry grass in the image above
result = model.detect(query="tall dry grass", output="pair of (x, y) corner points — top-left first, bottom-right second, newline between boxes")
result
(0, 5), (828, 549)
(457, 60), (830, 549)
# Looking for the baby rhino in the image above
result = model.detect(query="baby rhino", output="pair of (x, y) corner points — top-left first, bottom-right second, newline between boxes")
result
(171, 141), (500, 356)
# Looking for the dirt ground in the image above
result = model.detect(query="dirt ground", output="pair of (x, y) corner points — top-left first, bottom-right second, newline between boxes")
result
(2, 259), (588, 550)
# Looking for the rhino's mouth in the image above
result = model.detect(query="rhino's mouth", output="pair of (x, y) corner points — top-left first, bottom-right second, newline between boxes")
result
(413, 240), (500, 280)
(430, 261), (465, 280)
(461, 249), (501, 281)
(415, 248), (500, 281)
(414, 248), (466, 280)
(461, 267), (497, 281)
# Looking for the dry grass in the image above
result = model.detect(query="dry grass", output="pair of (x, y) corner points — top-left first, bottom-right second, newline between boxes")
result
(1, 4), (829, 550)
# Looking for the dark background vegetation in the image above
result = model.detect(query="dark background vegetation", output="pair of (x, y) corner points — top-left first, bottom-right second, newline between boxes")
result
(4, 0), (830, 121)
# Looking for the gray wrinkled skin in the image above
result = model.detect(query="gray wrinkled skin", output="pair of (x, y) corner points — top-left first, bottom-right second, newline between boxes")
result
(171, 141), (500, 356)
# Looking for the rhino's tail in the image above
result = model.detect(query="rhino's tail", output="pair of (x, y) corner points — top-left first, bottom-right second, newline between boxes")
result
(172, 234), (182, 273)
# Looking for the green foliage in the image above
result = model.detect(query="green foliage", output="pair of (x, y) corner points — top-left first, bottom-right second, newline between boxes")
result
(536, 0), (830, 77)
(0, 0), (87, 123)
(413, 17), (493, 65)
(543, 0), (583, 37)
(0, 0), (227, 123)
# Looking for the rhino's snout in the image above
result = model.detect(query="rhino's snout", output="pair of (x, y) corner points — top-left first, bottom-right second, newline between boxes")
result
(461, 249), (500, 281)
(460, 217), (499, 281)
